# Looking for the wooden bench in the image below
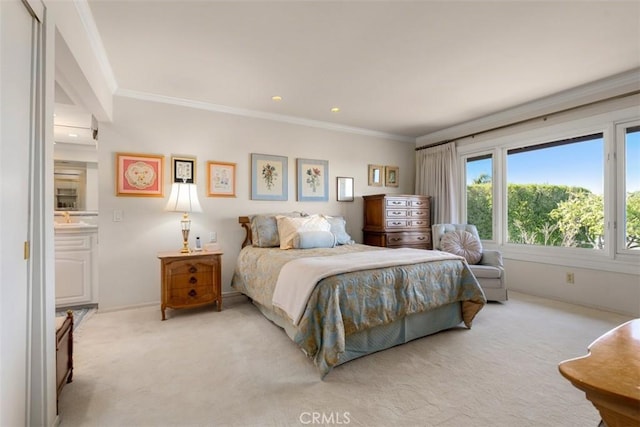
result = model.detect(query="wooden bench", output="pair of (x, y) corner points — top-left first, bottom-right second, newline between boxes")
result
(55, 310), (73, 412)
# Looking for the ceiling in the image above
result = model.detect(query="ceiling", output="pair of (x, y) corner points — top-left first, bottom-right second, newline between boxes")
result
(62, 1), (640, 141)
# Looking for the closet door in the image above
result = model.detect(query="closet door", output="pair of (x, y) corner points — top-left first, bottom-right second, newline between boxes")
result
(0, 0), (41, 424)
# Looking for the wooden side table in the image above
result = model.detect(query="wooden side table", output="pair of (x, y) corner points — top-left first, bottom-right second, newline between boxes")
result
(157, 250), (223, 320)
(559, 319), (640, 426)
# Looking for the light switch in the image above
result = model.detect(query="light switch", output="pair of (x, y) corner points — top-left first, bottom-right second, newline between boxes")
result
(113, 209), (123, 222)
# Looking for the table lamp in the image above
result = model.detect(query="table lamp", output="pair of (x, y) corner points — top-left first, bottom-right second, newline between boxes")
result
(165, 181), (202, 253)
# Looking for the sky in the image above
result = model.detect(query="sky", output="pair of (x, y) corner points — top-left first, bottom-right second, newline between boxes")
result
(466, 131), (640, 195)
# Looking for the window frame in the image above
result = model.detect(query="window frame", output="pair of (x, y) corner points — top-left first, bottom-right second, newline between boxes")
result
(616, 119), (640, 257)
(456, 104), (638, 275)
(462, 150), (498, 243)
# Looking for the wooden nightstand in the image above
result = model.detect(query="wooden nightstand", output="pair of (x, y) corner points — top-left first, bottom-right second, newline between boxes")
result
(157, 250), (223, 320)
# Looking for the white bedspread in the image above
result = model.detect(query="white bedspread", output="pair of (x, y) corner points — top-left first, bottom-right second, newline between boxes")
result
(272, 248), (462, 325)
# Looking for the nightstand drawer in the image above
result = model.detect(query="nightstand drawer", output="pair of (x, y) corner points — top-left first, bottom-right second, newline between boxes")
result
(169, 272), (212, 289)
(169, 261), (214, 276)
(167, 284), (215, 305)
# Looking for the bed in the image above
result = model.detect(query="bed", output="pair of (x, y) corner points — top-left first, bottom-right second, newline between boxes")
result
(231, 213), (486, 377)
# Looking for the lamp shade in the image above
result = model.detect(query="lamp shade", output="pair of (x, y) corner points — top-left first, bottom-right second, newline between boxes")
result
(164, 183), (203, 213)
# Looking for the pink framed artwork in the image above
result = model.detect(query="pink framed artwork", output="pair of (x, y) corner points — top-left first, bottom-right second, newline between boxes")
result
(115, 152), (165, 197)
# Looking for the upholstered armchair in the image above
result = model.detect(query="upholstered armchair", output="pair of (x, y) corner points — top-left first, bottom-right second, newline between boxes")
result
(432, 223), (507, 302)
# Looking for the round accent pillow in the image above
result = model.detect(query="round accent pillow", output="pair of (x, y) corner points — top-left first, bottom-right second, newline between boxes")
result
(440, 230), (483, 265)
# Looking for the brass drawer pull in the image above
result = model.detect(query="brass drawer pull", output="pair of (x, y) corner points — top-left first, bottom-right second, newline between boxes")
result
(390, 237), (402, 242)
(189, 277), (197, 284)
(417, 236), (426, 240)
(188, 289), (197, 297)
(189, 266), (197, 273)
(392, 222), (402, 225)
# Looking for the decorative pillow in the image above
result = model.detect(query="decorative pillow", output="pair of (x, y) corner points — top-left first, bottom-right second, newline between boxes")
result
(440, 230), (483, 265)
(322, 215), (354, 245)
(276, 214), (331, 249)
(292, 230), (336, 249)
(250, 212), (304, 247)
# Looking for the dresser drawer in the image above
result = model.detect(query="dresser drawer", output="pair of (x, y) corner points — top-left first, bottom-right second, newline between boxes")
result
(408, 209), (428, 219)
(409, 198), (429, 208)
(386, 198), (408, 208)
(386, 219), (409, 228)
(386, 209), (409, 218)
(409, 219), (429, 228)
(386, 231), (431, 247)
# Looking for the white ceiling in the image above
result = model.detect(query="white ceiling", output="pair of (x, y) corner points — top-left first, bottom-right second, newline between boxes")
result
(78, 1), (639, 140)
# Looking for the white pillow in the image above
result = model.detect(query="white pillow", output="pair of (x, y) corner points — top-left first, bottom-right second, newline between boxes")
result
(276, 214), (331, 249)
(440, 230), (483, 265)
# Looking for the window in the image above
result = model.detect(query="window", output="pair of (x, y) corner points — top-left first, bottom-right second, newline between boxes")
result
(506, 134), (604, 249)
(620, 123), (640, 251)
(466, 154), (493, 240)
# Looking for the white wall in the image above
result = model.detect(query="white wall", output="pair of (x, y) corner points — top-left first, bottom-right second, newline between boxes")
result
(505, 260), (639, 316)
(97, 96), (416, 310)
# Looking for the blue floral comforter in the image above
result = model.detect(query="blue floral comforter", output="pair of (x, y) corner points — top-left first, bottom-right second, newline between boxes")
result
(231, 244), (486, 375)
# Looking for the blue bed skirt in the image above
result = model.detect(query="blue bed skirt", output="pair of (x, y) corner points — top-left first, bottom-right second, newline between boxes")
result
(253, 300), (463, 370)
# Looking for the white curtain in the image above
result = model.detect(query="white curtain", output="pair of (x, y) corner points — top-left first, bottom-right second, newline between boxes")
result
(415, 142), (460, 225)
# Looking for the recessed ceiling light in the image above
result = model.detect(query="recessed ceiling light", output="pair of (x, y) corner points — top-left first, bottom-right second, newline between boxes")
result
(330, 107), (340, 113)
(271, 95), (283, 102)
(68, 133), (78, 137)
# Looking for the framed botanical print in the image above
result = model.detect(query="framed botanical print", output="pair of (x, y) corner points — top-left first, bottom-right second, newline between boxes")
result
(385, 166), (399, 187)
(251, 153), (288, 201)
(172, 156), (196, 184)
(207, 161), (236, 197)
(115, 152), (164, 197)
(297, 158), (329, 201)
(368, 164), (383, 186)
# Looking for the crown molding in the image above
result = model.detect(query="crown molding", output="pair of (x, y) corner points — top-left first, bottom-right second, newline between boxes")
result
(115, 88), (415, 143)
(416, 68), (640, 147)
(74, 0), (118, 94)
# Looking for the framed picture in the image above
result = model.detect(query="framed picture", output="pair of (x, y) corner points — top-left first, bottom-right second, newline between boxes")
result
(172, 156), (196, 184)
(297, 158), (329, 201)
(368, 164), (383, 186)
(207, 161), (236, 197)
(337, 177), (354, 202)
(115, 152), (164, 197)
(251, 153), (288, 201)
(385, 166), (399, 187)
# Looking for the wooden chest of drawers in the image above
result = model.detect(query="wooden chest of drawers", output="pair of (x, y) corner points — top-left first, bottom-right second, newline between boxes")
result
(363, 194), (432, 249)
(157, 250), (222, 320)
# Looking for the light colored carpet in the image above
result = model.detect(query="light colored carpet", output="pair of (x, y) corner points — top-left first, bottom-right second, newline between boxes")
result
(58, 291), (632, 427)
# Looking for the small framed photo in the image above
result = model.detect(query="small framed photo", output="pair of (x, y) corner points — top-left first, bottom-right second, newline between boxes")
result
(115, 152), (164, 197)
(207, 161), (236, 197)
(297, 158), (329, 202)
(385, 166), (399, 187)
(251, 153), (288, 201)
(368, 164), (383, 186)
(337, 177), (354, 202)
(172, 156), (196, 184)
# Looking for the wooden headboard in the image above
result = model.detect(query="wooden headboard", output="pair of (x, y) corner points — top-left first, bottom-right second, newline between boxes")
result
(239, 216), (252, 248)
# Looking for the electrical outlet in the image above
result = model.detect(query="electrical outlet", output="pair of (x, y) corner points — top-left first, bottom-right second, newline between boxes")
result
(209, 231), (217, 243)
(566, 272), (575, 284)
